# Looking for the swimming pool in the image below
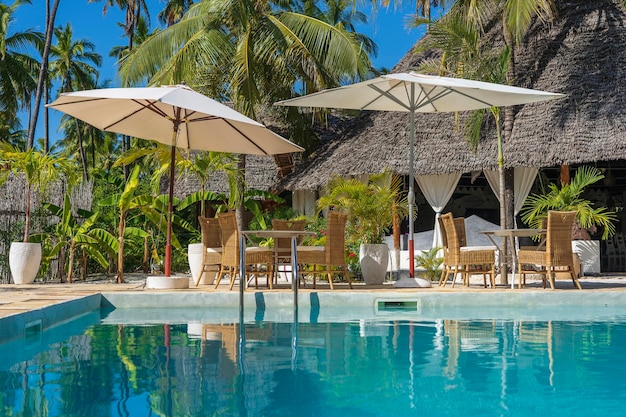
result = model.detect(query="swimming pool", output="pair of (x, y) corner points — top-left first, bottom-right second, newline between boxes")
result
(2, 301), (626, 417)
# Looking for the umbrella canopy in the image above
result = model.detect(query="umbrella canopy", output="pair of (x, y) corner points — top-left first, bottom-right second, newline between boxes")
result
(276, 72), (562, 283)
(48, 85), (303, 279)
(280, 0), (626, 188)
(47, 85), (303, 155)
(277, 73), (562, 113)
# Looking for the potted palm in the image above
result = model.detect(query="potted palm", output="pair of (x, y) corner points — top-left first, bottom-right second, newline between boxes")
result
(317, 170), (408, 284)
(520, 165), (617, 274)
(0, 143), (71, 284)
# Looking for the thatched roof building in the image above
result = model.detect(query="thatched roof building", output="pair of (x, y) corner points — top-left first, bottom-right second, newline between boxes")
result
(172, 154), (293, 198)
(279, 0), (626, 191)
(170, 114), (356, 198)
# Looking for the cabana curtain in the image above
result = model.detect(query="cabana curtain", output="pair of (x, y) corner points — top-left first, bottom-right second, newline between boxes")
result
(416, 173), (462, 249)
(483, 167), (538, 217)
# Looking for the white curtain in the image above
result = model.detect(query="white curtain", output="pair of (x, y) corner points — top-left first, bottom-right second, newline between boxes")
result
(484, 167), (538, 216)
(416, 173), (462, 249)
(292, 189), (317, 216)
(484, 166), (538, 236)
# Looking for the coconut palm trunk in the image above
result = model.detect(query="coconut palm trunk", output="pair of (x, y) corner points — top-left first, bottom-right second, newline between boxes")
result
(27, 0), (60, 150)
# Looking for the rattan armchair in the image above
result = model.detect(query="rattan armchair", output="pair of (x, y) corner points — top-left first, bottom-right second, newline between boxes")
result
(438, 216), (467, 287)
(214, 212), (275, 290)
(272, 219), (306, 285)
(440, 213), (496, 288)
(296, 211), (352, 290)
(195, 216), (222, 287)
(517, 210), (581, 289)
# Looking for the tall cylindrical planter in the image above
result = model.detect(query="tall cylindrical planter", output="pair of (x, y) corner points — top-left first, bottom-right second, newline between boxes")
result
(360, 243), (390, 285)
(188, 243), (218, 285)
(9, 242), (42, 284)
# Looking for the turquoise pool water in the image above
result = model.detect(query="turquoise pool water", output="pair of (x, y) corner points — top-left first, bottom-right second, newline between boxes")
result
(1, 307), (626, 416)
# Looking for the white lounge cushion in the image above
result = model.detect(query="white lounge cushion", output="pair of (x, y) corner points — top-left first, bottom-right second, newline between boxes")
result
(460, 246), (496, 252)
(296, 245), (325, 253)
(245, 246), (271, 253)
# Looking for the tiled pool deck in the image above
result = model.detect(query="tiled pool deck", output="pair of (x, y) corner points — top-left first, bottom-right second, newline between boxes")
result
(3, 274), (626, 344)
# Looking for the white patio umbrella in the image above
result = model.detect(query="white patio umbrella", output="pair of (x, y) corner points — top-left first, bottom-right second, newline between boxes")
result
(48, 84), (303, 277)
(276, 72), (564, 287)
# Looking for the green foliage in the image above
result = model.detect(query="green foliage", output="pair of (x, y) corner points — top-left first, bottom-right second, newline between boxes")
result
(301, 215), (327, 246)
(520, 166), (617, 239)
(33, 192), (117, 281)
(98, 165), (194, 280)
(317, 170), (408, 245)
(345, 241), (361, 280)
(415, 247), (443, 281)
(0, 142), (74, 242)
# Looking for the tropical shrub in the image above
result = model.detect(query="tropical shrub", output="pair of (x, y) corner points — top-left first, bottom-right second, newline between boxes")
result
(521, 166), (617, 239)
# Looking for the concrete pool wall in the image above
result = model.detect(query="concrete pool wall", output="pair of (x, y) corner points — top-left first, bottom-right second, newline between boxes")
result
(4, 289), (626, 344)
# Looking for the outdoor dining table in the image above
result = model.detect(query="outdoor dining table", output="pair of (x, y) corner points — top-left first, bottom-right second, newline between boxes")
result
(478, 228), (547, 289)
(240, 230), (315, 304)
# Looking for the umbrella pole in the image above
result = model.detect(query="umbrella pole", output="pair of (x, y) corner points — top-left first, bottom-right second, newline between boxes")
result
(165, 131), (178, 277)
(408, 105), (416, 278)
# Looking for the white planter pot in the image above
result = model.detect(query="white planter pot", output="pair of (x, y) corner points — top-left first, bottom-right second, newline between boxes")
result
(9, 242), (42, 284)
(360, 243), (390, 285)
(188, 243), (218, 285)
(572, 240), (600, 275)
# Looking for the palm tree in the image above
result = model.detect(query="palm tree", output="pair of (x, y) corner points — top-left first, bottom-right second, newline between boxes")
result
(49, 24), (102, 93)
(521, 166), (617, 240)
(455, 0), (557, 231)
(89, 0), (150, 179)
(413, 0), (558, 283)
(0, 0), (43, 135)
(158, 0), (194, 26)
(48, 23), (102, 179)
(26, 0), (60, 150)
(89, 0), (150, 53)
(416, 5), (512, 270)
(175, 151), (242, 217)
(118, 0), (374, 228)
(0, 142), (73, 242)
(109, 15), (154, 61)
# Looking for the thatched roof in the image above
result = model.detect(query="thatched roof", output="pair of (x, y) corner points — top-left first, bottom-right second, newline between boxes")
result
(279, 0), (626, 191)
(171, 154), (291, 198)
(170, 113), (356, 197)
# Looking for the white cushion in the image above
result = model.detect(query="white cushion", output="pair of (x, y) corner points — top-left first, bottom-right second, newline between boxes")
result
(246, 246), (271, 253)
(460, 246), (496, 252)
(206, 247), (222, 254)
(296, 245), (324, 252)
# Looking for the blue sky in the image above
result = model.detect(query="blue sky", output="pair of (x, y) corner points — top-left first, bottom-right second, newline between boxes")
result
(13, 0), (426, 143)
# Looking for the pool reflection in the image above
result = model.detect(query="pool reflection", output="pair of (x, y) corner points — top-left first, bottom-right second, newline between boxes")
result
(1, 316), (625, 416)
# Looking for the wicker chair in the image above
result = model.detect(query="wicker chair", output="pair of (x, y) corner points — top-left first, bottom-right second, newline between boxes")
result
(440, 213), (496, 288)
(272, 219), (306, 285)
(195, 216), (223, 287)
(296, 211), (352, 290)
(214, 212), (275, 290)
(517, 210), (581, 289)
(438, 216), (467, 287)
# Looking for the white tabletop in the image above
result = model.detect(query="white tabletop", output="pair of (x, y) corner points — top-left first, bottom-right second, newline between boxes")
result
(479, 228), (546, 238)
(241, 230), (315, 238)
